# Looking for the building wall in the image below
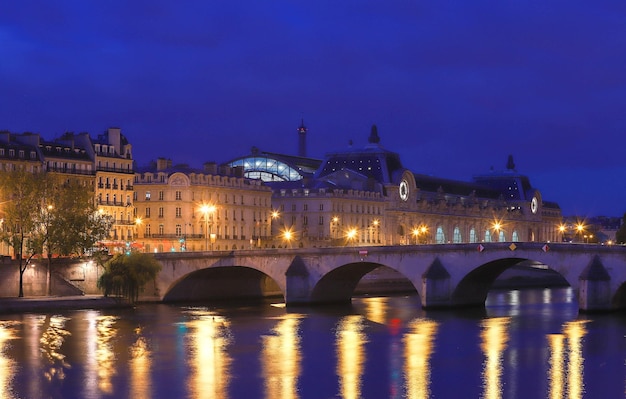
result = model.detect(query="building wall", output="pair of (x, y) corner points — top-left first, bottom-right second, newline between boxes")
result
(133, 168), (272, 252)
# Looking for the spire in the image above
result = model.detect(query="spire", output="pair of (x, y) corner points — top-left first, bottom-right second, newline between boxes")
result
(297, 119), (307, 157)
(506, 154), (516, 171)
(368, 124), (380, 144)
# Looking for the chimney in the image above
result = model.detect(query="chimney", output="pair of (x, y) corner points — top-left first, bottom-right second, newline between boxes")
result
(156, 158), (171, 171)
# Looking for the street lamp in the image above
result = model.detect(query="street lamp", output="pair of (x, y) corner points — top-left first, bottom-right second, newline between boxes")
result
(346, 228), (358, 246)
(411, 228), (419, 245)
(331, 216), (339, 240)
(576, 223), (585, 242)
(200, 204), (216, 251)
(282, 228), (294, 248)
(558, 224), (566, 242)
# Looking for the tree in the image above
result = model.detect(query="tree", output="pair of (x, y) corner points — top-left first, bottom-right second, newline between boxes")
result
(97, 252), (162, 303)
(615, 213), (626, 244)
(0, 169), (48, 297)
(29, 179), (113, 294)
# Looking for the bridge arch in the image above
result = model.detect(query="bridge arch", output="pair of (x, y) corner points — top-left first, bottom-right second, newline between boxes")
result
(453, 258), (570, 307)
(162, 266), (283, 303)
(309, 263), (420, 305)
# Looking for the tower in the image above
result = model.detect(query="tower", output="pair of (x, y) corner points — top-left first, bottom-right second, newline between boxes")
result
(297, 119), (307, 157)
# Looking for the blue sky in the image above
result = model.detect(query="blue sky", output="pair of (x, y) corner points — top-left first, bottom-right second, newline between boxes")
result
(1, 1), (625, 217)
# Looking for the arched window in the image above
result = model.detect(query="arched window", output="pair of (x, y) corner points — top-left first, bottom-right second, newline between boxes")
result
(436, 226), (445, 244)
(499, 231), (506, 242)
(484, 230), (492, 242)
(453, 227), (462, 243)
(512, 230), (519, 242)
(469, 228), (477, 243)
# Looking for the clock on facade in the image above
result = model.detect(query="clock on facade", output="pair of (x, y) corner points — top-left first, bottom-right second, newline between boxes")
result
(399, 179), (409, 201)
(530, 196), (538, 214)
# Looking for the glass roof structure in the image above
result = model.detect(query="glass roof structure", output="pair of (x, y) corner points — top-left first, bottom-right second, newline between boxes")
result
(229, 156), (303, 182)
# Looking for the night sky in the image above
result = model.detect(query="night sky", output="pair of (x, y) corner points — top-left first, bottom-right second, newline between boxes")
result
(2, 1), (625, 217)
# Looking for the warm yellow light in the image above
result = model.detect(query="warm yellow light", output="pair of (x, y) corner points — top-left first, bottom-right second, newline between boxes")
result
(576, 223), (584, 233)
(492, 222), (501, 231)
(412, 228), (420, 238)
(372, 219), (379, 226)
(199, 204), (216, 215)
(47, 204), (53, 210)
(346, 228), (358, 240)
(282, 229), (293, 241)
(271, 210), (280, 219)
(420, 226), (428, 234)
(135, 217), (142, 225)
(558, 224), (566, 233)
(332, 216), (339, 223)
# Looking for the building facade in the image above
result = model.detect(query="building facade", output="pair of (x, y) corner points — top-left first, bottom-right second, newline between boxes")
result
(133, 158), (272, 252)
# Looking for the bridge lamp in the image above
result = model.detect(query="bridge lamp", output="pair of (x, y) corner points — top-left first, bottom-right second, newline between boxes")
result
(575, 223), (585, 242)
(282, 228), (294, 247)
(271, 210), (280, 219)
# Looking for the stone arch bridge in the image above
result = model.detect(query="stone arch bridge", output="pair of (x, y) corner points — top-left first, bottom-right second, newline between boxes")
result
(146, 242), (626, 312)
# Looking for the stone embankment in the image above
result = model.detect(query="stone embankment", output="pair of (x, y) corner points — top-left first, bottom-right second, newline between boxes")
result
(0, 295), (130, 314)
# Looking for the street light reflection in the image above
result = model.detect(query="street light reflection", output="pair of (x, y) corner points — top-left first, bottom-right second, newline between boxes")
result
(404, 318), (438, 399)
(262, 315), (302, 399)
(186, 311), (232, 399)
(0, 322), (17, 399)
(336, 315), (366, 399)
(129, 326), (152, 399)
(480, 317), (510, 399)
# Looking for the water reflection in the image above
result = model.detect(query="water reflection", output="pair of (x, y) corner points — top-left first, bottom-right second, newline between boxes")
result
(129, 326), (152, 399)
(336, 315), (366, 399)
(403, 318), (438, 399)
(481, 317), (510, 399)
(0, 321), (18, 399)
(40, 315), (71, 382)
(547, 320), (588, 399)
(95, 315), (119, 394)
(185, 309), (232, 399)
(262, 315), (302, 399)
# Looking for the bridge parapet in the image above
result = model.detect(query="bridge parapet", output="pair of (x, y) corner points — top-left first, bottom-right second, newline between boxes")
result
(150, 243), (626, 312)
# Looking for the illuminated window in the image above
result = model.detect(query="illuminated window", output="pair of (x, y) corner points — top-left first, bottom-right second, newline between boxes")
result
(436, 226), (445, 244)
(453, 227), (462, 243)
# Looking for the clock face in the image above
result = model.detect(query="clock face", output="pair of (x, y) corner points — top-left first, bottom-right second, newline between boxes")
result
(399, 180), (409, 201)
(530, 197), (538, 214)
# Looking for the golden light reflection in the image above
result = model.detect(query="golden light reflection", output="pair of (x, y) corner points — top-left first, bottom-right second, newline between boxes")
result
(129, 327), (152, 399)
(480, 317), (510, 399)
(0, 322), (18, 399)
(262, 316), (302, 399)
(336, 315), (367, 399)
(547, 334), (565, 399)
(186, 312), (232, 399)
(363, 297), (387, 325)
(96, 315), (119, 394)
(404, 318), (438, 399)
(40, 315), (71, 382)
(564, 320), (587, 398)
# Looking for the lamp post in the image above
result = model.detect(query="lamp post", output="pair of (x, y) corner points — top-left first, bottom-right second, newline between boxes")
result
(558, 224), (566, 242)
(411, 228), (419, 245)
(200, 204), (216, 251)
(346, 228), (358, 246)
(576, 223), (584, 243)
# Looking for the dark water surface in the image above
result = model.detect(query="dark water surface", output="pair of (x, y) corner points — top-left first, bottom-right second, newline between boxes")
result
(0, 287), (624, 398)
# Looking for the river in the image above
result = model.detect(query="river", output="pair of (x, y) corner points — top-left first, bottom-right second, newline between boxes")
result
(0, 287), (624, 398)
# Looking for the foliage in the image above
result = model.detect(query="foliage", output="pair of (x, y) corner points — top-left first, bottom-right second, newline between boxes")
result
(615, 213), (626, 244)
(0, 169), (48, 296)
(0, 169), (114, 297)
(97, 252), (162, 303)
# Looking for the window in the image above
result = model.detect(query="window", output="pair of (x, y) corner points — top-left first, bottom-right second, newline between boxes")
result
(146, 224), (151, 236)
(499, 231), (506, 242)
(291, 204), (296, 211)
(175, 224), (182, 236)
(145, 208), (151, 218)
(158, 207), (164, 218)
(303, 204), (308, 211)
(175, 207), (182, 218)
(303, 216), (308, 226)
(453, 227), (462, 243)
(484, 230), (492, 242)
(512, 230), (519, 242)
(145, 191), (151, 201)
(319, 216), (324, 225)
(159, 191), (164, 200)
(436, 226), (445, 244)
(176, 191), (182, 200)
(319, 204), (324, 211)
(469, 228), (477, 243)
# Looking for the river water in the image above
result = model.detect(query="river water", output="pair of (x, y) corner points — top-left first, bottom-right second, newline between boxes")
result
(0, 287), (624, 399)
